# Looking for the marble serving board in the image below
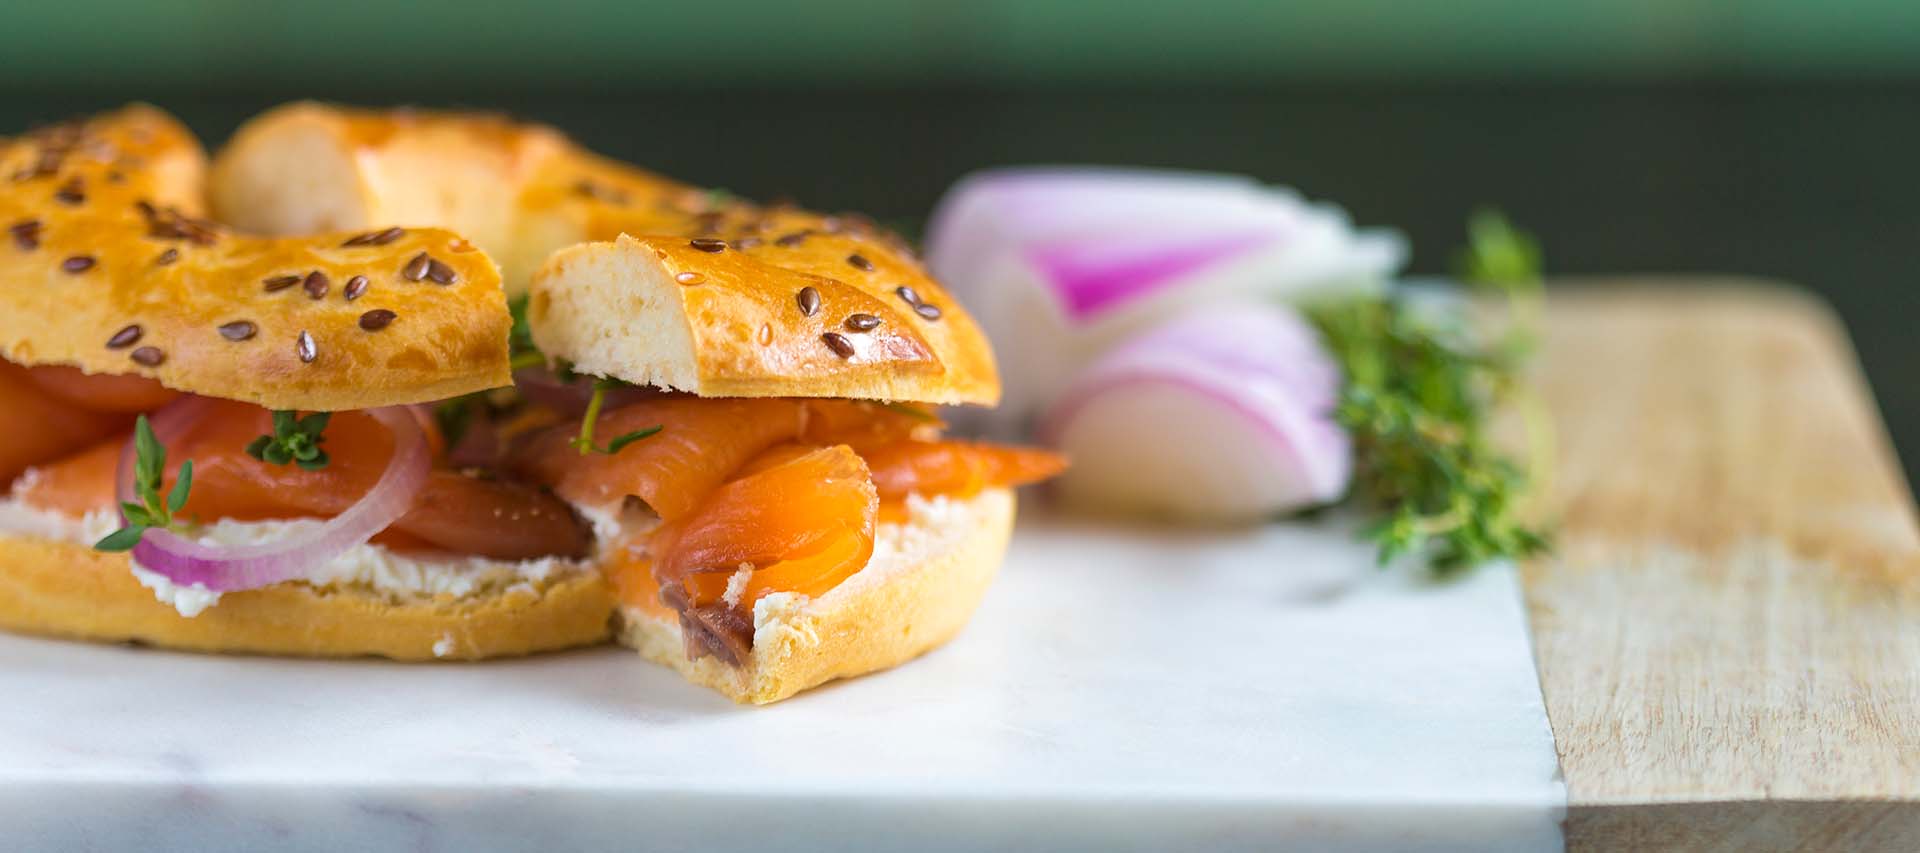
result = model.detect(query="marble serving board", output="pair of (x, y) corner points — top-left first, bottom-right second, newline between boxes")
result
(0, 514), (1564, 852)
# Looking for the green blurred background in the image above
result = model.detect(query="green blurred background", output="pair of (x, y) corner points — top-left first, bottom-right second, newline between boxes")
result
(4, 1), (1920, 485)
(9, 1), (1920, 86)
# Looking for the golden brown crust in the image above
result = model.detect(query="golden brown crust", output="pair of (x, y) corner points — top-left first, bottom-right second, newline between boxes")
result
(210, 101), (691, 296)
(529, 234), (1000, 404)
(1, 105), (513, 411)
(211, 101), (578, 293)
(211, 102), (1001, 404)
(0, 533), (614, 660)
(616, 489), (1015, 704)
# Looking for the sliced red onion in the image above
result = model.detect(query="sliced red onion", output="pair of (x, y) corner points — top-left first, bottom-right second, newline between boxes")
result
(1040, 303), (1350, 522)
(923, 167), (1403, 437)
(119, 399), (430, 591)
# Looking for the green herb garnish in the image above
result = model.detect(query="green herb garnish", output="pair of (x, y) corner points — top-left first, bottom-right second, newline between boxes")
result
(507, 293), (544, 370)
(1307, 208), (1552, 573)
(94, 415), (193, 552)
(569, 379), (662, 455)
(246, 410), (332, 470)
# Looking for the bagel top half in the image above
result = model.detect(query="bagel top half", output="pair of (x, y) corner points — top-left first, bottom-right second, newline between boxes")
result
(0, 105), (513, 412)
(210, 102), (1000, 406)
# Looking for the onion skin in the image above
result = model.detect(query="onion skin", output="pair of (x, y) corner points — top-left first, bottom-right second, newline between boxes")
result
(118, 399), (432, 592)
(1040, 304), (1350, 522)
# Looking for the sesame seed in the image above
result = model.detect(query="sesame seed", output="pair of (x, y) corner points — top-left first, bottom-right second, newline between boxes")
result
(9, 220), (41, 250)
(263, 274), (301, 292)
(847, 254), (874, 272)
(154, 248), (179, 266)
(774, 231), (808, 247)
(820, 332), (857, 359)
(401, 252), (430, 281)
(914, 302), (943, 321)
(675, 271), (705, 286)
(106, 324), (142, 349)
(756, 323), (773, 346)
(341, 226), (405, 247)
(343, 275), (368, 301)
(732, 236), (764, 250)
(425, 258), (457, 285)
(358, 309), (397, 331)
(843, 313), (882, 331)
(129, 346), (165, 367)
(296, 331), (317, 363)
(302, 270), (330, 300)
(53, 178), (83, 205)
(689, 238), (727, 253)
(218, 321), (256, 342)
(62, 255), (95, 274)
(895, 285), (922, 306)
(796, 286), (821, 317)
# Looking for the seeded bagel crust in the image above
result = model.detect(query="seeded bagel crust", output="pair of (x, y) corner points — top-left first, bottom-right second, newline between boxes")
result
(0, 105), (513, 411)
(0, 533), (615, 660)
(210, 102), (1000, 405)
(617, 488), (1015, 705)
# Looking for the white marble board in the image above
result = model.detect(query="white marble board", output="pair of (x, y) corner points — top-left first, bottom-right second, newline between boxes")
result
(0, 515), (1564, 851)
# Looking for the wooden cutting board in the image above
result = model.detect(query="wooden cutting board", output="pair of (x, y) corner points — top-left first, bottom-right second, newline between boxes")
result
(1526, 280), (1920, 851)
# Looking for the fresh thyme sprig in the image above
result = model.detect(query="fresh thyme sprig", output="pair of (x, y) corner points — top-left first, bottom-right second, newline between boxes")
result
(1307, 209), (1552, 573)
(94, 415), (194, 552)
(246, 410), (332, 470)
(507, 293), (543, 370)
(570, 379), (662, 455)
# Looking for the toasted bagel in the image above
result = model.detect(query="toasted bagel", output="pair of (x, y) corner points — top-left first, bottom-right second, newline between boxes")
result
(618, 489), (1014, 704)
(0, 105), (513, 411)
(0, 530), (612, 661)
(211, 102), (1000, 405)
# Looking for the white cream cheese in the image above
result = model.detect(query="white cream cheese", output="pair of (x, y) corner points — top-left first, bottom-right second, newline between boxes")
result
(130, 566), (222, 618)
(0, 498), (591, 618)
(746, 492), (980, 636)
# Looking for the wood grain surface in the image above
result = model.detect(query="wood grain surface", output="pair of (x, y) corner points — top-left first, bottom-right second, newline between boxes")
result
(1526, 281), (1920, 851)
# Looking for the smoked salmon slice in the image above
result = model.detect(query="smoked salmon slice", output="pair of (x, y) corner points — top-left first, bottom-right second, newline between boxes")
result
(861, 439), (1068, 501)
(0, 360), (133, 488)
(19, 364), (180, 414)
(510, 396), (807, 520)
(651, 444), (877, 610)
(16, 398), (589, 560)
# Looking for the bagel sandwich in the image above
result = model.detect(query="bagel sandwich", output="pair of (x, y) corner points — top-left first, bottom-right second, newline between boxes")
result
(0, 104), (1062, 703)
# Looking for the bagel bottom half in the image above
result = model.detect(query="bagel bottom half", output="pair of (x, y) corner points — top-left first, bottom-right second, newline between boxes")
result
(0, 535), (615, 661)
(0, 488), (1015, 695)
(618, 488), (1016, 705)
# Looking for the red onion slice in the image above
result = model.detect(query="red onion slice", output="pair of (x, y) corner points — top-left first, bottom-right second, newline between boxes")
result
(922, 167), (1404, 437)
(1040, 303), (1351, 522)
(118, 398), (431, 591)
